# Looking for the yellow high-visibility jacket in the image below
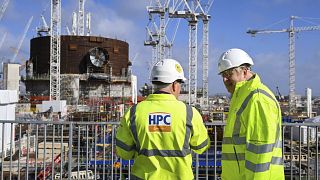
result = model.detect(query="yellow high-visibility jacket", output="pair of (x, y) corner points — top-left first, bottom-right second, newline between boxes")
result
(116, 94), (210, 180)
(222, 74), (284, 180)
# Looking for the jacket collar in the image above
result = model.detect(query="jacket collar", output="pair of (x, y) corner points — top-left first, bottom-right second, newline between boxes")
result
(145, 93), (178, 101)
(233, 73), (261, 95)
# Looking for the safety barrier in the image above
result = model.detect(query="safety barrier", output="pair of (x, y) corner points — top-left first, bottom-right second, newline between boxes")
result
(0, 120), (318, 179)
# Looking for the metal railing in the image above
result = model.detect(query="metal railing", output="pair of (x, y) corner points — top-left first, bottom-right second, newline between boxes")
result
(0, 120), (319, 180)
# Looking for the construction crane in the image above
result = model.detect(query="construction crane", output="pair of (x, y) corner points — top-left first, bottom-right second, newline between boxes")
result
(50, 0), (61, 100)
(86, 12), (91, 36)
(36, 15), (50, 36)
(247, 16), (320, 114)
(144, 23), (159, 66)
(78, 0), (85, 36)
(0, 0), (10, 22)
(168, 0), (199, 106)
(72, 12), (77, 35)
(11, 16), (33, 63)
(276, 86), (283, 101)
(198, 0), (213, 113)
(146, 0), (167, 63)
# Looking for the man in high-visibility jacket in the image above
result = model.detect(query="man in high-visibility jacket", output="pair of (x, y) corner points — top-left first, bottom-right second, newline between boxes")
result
(217, 48), (284, 179)
(116, 58), (210, 179)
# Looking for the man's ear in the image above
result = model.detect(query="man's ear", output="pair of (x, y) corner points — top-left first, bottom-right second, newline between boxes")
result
(172, 82), (178, 92)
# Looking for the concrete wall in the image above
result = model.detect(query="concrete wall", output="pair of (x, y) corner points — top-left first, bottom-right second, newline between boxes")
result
(3, 63), (20, 91)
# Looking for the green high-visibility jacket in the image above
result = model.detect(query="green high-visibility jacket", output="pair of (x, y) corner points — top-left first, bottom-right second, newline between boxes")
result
(222, 74), (284, 180)
(116, 94), (210, 180)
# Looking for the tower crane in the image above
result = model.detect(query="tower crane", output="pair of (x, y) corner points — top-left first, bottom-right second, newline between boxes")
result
(72, 12), (77, 35)
(86, 12), (91, 36)
(0, 0), (10, 22)
(144, 23), (159, 67)
(11, 16), (33, 63)
(198, 0), (213, 112)
(146, 0), (167, 62)
(247, 16), (320, 115)
(78, 0), (85, 36)
(36, 15), (50, 36)
(169, 0), (199, 106)
(50, 0), (61, 100)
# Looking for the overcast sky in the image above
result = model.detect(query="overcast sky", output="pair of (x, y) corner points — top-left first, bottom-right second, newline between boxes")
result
(0, 0), (319, 96)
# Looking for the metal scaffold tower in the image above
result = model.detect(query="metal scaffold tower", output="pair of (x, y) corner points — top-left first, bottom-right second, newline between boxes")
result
(50, 0), (61, 100)
(247, 16), (320, 114)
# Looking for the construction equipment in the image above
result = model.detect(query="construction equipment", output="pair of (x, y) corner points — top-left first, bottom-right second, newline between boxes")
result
(37, 15), (50, 36)
(50, 0), (61, 100)
(145, 1), (167, 64)
(168, 0), (199, 106)
(11, 16), (33, 63)
(86, 12), (91, 36)
(72, 12), (77, 35)
(276, 86), (284, 101)
(37, 153), (61, 180)
(247, 16), (320, 114)
(78, 0), (85, 36)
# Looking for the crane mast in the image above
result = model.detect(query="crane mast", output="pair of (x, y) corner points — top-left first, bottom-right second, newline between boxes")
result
(169, 0), (199, 106)
(78, 0), (84, 36)
(86, 12), (91, 36)
(247, 16), (320, 114)
(50, 0), (61, 100)
(72, 12), (77, 35)
(288, 17), (295, 114)
(202, 17), (209, 111)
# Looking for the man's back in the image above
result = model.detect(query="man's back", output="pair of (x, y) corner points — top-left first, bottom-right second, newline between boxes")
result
(116, 94), (209, 179)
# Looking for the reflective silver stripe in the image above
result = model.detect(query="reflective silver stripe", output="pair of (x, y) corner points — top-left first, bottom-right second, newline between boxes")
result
(129, 103), (193, 157)
(184, 104), (193, 149)
(130, 105), (140, 151)
(191, 138), (209, 150)
(245, 160), (270, 172)
(247, 141), (283, 154)
(232, 89), (281, 145)
(274, 140), (282, 148)
(139, 149), (191, 157)
(245, 156), (283, 172)
(223, 137), (246, 145)
(233, 89), (259, 139)
(115, 138), (136, 151)
(222, 153), (245, 161)
(247, 143), (274, 154)
(271, 156), (283, 165)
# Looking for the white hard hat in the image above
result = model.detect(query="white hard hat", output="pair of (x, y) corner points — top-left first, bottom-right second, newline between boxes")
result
(150, 58), (187, 83)
(218, 48), (254, 74)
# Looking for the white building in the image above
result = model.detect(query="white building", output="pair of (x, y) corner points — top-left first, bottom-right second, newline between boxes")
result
(0, 90), (18, 157)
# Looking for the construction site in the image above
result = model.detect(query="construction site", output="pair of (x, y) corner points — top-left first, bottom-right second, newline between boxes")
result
(0, 0), (319, 179)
